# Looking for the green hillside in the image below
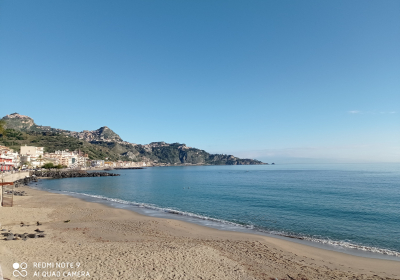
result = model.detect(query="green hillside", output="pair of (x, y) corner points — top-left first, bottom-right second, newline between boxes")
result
(0, 129), (125, 161)
(0, 113), (265, 165)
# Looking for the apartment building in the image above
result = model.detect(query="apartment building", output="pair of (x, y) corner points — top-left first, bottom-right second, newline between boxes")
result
(20, 145), (44, 168)
(44, 150), (88, 168)
(0, 146), (20, 171)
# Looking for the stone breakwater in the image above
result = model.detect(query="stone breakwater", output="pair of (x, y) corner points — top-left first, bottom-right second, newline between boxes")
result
(30, 171), (120, 179)
(11, 171), (119, 188)
(114, 167), (144, 170)
(14, 176), (38, 187)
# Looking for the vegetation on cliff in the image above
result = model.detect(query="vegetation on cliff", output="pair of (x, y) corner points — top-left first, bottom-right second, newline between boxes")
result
(0, 129), (125, 161)
(0, 113), (264, 165)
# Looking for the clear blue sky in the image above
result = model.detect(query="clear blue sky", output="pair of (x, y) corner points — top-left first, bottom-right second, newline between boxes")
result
(1, 0), (399, 163)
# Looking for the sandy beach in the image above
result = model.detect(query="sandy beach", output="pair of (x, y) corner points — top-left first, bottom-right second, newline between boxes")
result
(0, 186), (399, 280)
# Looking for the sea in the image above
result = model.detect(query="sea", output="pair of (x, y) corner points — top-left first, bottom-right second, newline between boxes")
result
(33, 163), (400, 260)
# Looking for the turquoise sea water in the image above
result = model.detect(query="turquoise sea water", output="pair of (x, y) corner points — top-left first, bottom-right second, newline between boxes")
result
(36, 164), (400, 257)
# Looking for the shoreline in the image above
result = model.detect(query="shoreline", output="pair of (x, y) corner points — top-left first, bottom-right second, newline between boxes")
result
(34, 183), (400, 261)
(0, 185), (399, 279)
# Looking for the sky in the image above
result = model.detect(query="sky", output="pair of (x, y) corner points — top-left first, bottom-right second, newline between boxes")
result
(0, 0), (399, 163)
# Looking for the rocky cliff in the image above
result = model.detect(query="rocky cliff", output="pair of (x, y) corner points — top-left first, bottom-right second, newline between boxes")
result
(2, 113), (36, 131)
(67, 126), (123, 142)
(2, 113), (123, 143)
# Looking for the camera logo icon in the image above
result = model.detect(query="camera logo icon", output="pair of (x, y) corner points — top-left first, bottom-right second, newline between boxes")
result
(13, 263), (27, 277)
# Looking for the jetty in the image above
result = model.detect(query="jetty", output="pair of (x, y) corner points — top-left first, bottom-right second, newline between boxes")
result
(114, 167), (144, 170)
(29, 170), (120, 179)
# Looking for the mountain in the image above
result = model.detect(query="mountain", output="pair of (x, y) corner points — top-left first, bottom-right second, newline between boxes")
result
(2, 113), (36, 131)
(2, 113), (123, 142)
(67, 126), (123, 143)
(0, 113), (265, 165)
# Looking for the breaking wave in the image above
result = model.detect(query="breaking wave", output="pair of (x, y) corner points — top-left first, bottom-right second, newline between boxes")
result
(33, 186), (400, 258)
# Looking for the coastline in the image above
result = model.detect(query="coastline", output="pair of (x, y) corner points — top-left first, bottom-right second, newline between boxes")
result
(0, 185), (399, 279)
(36, 184), (400, 261)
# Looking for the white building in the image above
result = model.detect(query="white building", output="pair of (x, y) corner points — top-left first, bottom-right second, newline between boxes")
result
(91, 160), (104, 167)
(20, 145), (44, 167)
(44, 150), (88, 168)
(0, 146), (19, 171)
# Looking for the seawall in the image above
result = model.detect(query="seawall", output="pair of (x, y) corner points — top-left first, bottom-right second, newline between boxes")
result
(1, 171), (30, 183)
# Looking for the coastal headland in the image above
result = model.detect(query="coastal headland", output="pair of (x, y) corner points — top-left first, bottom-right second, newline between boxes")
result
(1, 113), (265, 168)
(0, 182), (399, 279)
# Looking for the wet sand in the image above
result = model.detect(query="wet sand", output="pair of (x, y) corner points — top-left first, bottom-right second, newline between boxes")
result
(0, 186), (399, 280)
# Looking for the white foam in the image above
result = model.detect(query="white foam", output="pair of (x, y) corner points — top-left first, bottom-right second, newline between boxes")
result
(301, 237), (400, 257)
(62, 190), (247, 227)
(32, 186), (400, 258)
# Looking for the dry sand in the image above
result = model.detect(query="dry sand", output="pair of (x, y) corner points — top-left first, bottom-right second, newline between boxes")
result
(0, 186), (399, 280)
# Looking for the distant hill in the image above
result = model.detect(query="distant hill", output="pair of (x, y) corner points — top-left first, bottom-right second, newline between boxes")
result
(2, 113), (122, 142)
(2, 113), (36, 131)
(0, 113), (265, 165)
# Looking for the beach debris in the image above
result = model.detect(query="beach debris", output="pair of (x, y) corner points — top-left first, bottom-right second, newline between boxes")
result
(37, 221), (42, 226)
(0, 224), (49, 242)
(64, 220), (71, 223)
(1, 231), (45, 241)
(5, 190), (27, 196)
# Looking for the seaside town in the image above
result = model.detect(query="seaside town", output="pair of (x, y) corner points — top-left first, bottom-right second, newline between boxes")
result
(0, 144), (146, 171)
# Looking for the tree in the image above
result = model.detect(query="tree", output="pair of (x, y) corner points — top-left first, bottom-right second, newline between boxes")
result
(36, 155), (44, 167)
(0, 120), (6, 140)
(26, 161), (33, 169)
(42, 163), (54, 169)
(55, 164), (66, 169)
